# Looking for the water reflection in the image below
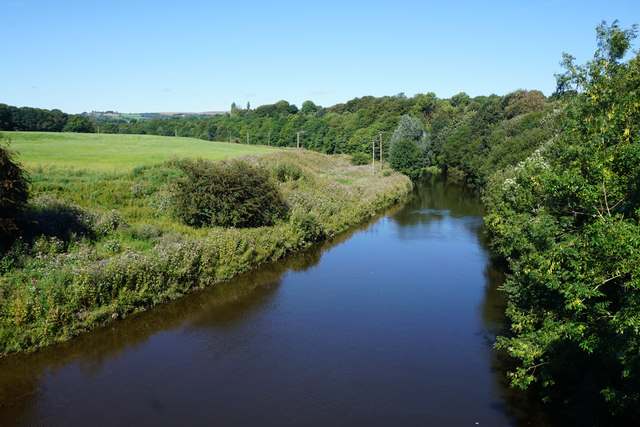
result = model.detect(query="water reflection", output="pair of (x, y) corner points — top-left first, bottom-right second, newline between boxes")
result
(0, 206), (397, 425)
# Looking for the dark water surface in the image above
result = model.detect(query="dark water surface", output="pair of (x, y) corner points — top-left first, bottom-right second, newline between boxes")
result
(0, 178), (551, 426)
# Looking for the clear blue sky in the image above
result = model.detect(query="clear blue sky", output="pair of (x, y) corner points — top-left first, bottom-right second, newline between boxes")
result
(2, 0), (639, 113)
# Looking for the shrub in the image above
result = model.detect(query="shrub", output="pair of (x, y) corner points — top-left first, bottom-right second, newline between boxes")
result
(275, 162), (303, 182)
(26, 195), (95, 242)
(171, 158), (289, 228)
(291, 213), (324, 242)
(0, 135), (29, 247)
(93, 209), (126, 237)
(350, 152), (370, 165)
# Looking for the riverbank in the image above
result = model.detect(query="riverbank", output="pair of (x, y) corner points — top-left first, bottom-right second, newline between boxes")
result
(0, 148), (412, 356)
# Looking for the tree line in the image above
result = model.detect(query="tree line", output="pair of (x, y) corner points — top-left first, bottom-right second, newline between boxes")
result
(0, 104), (95, 133)
(0, 89), (559, 185)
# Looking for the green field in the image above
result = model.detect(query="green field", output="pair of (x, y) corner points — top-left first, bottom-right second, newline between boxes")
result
(5, 131), (279, 171)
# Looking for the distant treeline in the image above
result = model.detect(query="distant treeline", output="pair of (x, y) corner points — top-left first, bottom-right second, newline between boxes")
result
(0, 104), (95, 133)
(0, 91), (560, 187)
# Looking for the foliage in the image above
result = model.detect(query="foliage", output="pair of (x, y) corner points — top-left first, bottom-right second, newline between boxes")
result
(0, 134), (29, 247)
(25, 194), (97, 242)
(63, 114), (95, 133)
(390, 114), (423, 152)
(350, 152), (370, 165)
(171, 158), (289, 228)
(291, 213), (324, 242)
(502, 90), (547, 119)
(274, 162), (303, 182)
(389, 138), (423, 180)
(485, 21), (640, 420)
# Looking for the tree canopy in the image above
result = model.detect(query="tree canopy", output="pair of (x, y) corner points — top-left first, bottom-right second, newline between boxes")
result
(485, 20), (640, 421)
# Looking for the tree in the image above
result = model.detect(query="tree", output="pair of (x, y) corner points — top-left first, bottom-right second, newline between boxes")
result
(502, 89), (547, 118)
(388, 115), (426, 180)
(301, 100), (318, 115)
(486, 21), (640, 421)
(63, 115), (95, 133)
(0, 134), (29, 247)
(390, 114), (423, 152)
(389, 138), (422, 180)
(410, 92), (438, 123)
(450, 92), (471, 108)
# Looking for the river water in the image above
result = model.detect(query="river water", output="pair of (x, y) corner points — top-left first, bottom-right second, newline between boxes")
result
(0, 177), (552, 426)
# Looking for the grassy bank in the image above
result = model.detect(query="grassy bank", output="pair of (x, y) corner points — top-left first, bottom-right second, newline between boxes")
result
(0, 134), (412, 356)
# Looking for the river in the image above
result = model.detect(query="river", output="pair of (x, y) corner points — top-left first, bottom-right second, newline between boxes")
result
(0, 177), (553, 426)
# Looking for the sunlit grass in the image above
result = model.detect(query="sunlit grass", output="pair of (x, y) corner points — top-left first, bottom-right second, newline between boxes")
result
(6, 131), (279, 171)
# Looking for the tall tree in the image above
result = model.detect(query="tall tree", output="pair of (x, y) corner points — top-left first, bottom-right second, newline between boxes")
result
(486, 20), (640, 421)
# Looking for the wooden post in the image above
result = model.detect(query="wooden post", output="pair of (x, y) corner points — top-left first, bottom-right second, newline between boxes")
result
(296, 130), (305, 148)
(371, 139), (377, 173)
(268, 130), (271, 146)
(379, 132), (383, 168)
(247, 132), (249, 145)
(378, 131), (389, 169)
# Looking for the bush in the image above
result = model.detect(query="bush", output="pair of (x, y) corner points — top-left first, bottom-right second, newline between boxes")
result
(0, 135), (29, 247)
(171, 158), (289, 228)
(275, 162), (303, 182)
(26, 195), (95, 242)
(350, 152), (370, 165)
(291, 213), (324, 242)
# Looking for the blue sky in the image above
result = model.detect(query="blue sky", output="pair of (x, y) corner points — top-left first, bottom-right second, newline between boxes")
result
(2, 0), (639, 113)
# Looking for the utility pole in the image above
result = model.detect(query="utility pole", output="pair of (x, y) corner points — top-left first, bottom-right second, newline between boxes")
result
(378, 131), (390, 169)
(370, 139), (377, 172)
(247, 132), (250, 145)
(296, 130), (306, 148)
(268, 130), (271, 146)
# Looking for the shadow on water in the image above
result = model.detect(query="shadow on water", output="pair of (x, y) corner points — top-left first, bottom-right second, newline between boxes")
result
(0, 203), (403, 425)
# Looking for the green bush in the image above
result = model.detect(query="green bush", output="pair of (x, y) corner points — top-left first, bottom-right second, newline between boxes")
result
(350, 152), (370, 165)
(171, 158), (289, 228)
(291, 213), (324, 242)
(0, 135), (29, 248)
(26, 195), (95, 242)
(275, 162), (303, 182)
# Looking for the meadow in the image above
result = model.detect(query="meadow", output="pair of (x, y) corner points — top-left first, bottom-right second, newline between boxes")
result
(6, 131), (277, 171)
(0, 132), (413, 355)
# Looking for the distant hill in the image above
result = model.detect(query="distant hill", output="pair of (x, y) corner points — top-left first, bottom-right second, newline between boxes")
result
(85, 110), (228, 121)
